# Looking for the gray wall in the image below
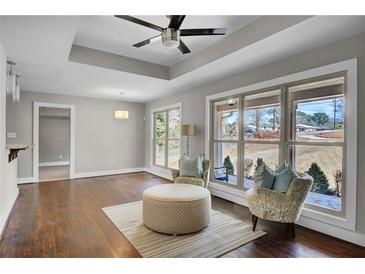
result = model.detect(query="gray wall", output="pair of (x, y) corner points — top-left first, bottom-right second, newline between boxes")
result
(145, 33), (365, 234)
(39, 107), (70, 163)
(7, 91), (146, 177)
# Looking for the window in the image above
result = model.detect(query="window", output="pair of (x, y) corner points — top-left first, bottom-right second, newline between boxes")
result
(288, 76), (345, 213)
(153, 106), (181, 169)
(243, 90), (281, 188)
(212, 98), (239, 186)
(210, 74), (347, 215)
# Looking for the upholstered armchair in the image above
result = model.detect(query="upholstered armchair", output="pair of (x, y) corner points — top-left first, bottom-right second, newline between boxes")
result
(171, 160), (211, 188)
(246, 175), (313, 237)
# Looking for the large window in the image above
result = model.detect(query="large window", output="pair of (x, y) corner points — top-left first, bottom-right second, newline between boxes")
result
(153, 107), (181, 169)
(210, 74), (346, 215)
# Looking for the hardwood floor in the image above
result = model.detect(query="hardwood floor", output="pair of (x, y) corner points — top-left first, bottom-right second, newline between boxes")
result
(0, 172), (364, 258)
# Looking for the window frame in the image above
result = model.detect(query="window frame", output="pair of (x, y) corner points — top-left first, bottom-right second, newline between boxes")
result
(205, 59), (357, 231)
(151, 103), (182, 170)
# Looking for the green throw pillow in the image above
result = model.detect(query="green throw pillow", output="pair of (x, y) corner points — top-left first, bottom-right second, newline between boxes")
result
(253, 163), (276, 189)
(180, 155), (203, 177)
(272, 167), (297, 193)
(275, 161), (288, 173)
(253, 160), (297, 192)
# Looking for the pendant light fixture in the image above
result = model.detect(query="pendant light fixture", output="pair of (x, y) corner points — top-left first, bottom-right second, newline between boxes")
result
(114, 110), (129, 120)
(227, 98), (235, 106)
(6, 60), (21, 103)
(114, 92), (129, 120)
(13, 75), (20, 103)
(6, 61), (16, 95)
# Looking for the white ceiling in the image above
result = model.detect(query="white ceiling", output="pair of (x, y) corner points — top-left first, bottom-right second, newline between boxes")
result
(0, 16), (364, 103)
(74, 15), (259, 66)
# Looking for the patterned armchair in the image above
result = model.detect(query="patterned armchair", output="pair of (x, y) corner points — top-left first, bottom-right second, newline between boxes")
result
(246, 175), (313, 237)
(171, 160), (211, 188)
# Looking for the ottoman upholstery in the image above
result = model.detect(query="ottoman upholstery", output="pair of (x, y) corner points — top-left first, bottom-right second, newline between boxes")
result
(143, 184), (211, 235)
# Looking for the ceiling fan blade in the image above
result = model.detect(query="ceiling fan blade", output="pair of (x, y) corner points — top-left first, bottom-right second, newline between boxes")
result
(178, 40), (191, 54)
(168, 15), (186, 30)
(180, 28), (227, 36)
(114, 15), (163, 32)
(132, 35), (161, 48)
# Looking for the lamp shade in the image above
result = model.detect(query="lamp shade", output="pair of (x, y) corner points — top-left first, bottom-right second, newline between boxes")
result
(115, 110), (129, 120)
(181, 124), (195, 136)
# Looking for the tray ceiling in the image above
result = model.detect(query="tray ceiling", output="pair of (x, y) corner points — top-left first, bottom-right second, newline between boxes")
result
(74, 15), (259, 67)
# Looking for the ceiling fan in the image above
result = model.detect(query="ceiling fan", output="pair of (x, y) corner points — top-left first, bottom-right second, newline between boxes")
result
(114, 15), (228, 54)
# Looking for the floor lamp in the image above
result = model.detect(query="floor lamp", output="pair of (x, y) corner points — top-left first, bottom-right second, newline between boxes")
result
(181, 124), (195, 156)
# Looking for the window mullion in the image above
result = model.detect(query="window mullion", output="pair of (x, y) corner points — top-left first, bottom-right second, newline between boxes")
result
(165, 110), (169, 168)
(280, 85), (287, 164)
(153, 113), (156, 165)
(239, 95), (244, 189)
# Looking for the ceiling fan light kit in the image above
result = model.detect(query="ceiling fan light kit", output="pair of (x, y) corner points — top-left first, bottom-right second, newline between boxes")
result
(162, 28), (180, 48)
(115, 15), (227, 54)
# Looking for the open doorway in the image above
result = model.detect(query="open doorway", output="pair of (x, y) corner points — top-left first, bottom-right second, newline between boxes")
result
(38, 107), (70, 182)
(33, 102), (75, 182)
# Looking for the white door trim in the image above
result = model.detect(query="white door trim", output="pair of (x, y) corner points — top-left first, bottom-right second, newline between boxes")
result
(33, 102), (75, 182)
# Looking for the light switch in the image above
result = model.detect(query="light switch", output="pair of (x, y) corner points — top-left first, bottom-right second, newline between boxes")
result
(7, 132), (16, 138)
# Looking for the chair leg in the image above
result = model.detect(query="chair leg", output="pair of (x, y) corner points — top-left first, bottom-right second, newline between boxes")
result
(252, 215), (258, 231)
(287, 223), (296, 238)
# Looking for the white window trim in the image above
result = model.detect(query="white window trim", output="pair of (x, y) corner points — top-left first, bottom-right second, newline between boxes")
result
(150, 102), (182, 171)
(205, 59), (357, 232)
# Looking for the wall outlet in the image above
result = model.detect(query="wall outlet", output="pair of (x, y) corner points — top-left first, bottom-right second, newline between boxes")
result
(7, 132), (16, 138)
(59, 155), (63, 159)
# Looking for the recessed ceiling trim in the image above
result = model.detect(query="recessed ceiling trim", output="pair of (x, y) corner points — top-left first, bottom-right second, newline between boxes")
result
(169, 15), (313, 79)
(69, 44), (169, 80)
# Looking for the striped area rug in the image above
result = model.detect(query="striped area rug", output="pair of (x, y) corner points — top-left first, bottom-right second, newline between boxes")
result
(102, 201), (266, 258)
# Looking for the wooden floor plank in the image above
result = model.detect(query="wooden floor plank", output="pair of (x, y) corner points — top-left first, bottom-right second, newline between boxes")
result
(0, 172), (364, 258)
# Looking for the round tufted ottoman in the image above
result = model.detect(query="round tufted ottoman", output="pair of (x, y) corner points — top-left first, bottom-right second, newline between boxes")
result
(143, 183), (211, 235)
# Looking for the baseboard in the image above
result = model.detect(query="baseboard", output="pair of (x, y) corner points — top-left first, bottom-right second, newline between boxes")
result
(208, 181), (365, 247)
(74, 167), (146, 179)
(17, 177), (36, 184)
(39, 161), (70, 167)
(0, 190), (19, 239)
(144, 166), (173, 181)
(297, 214), (365, 247)
(18, 167), (148, 183)
(209, 186), (249, 207)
